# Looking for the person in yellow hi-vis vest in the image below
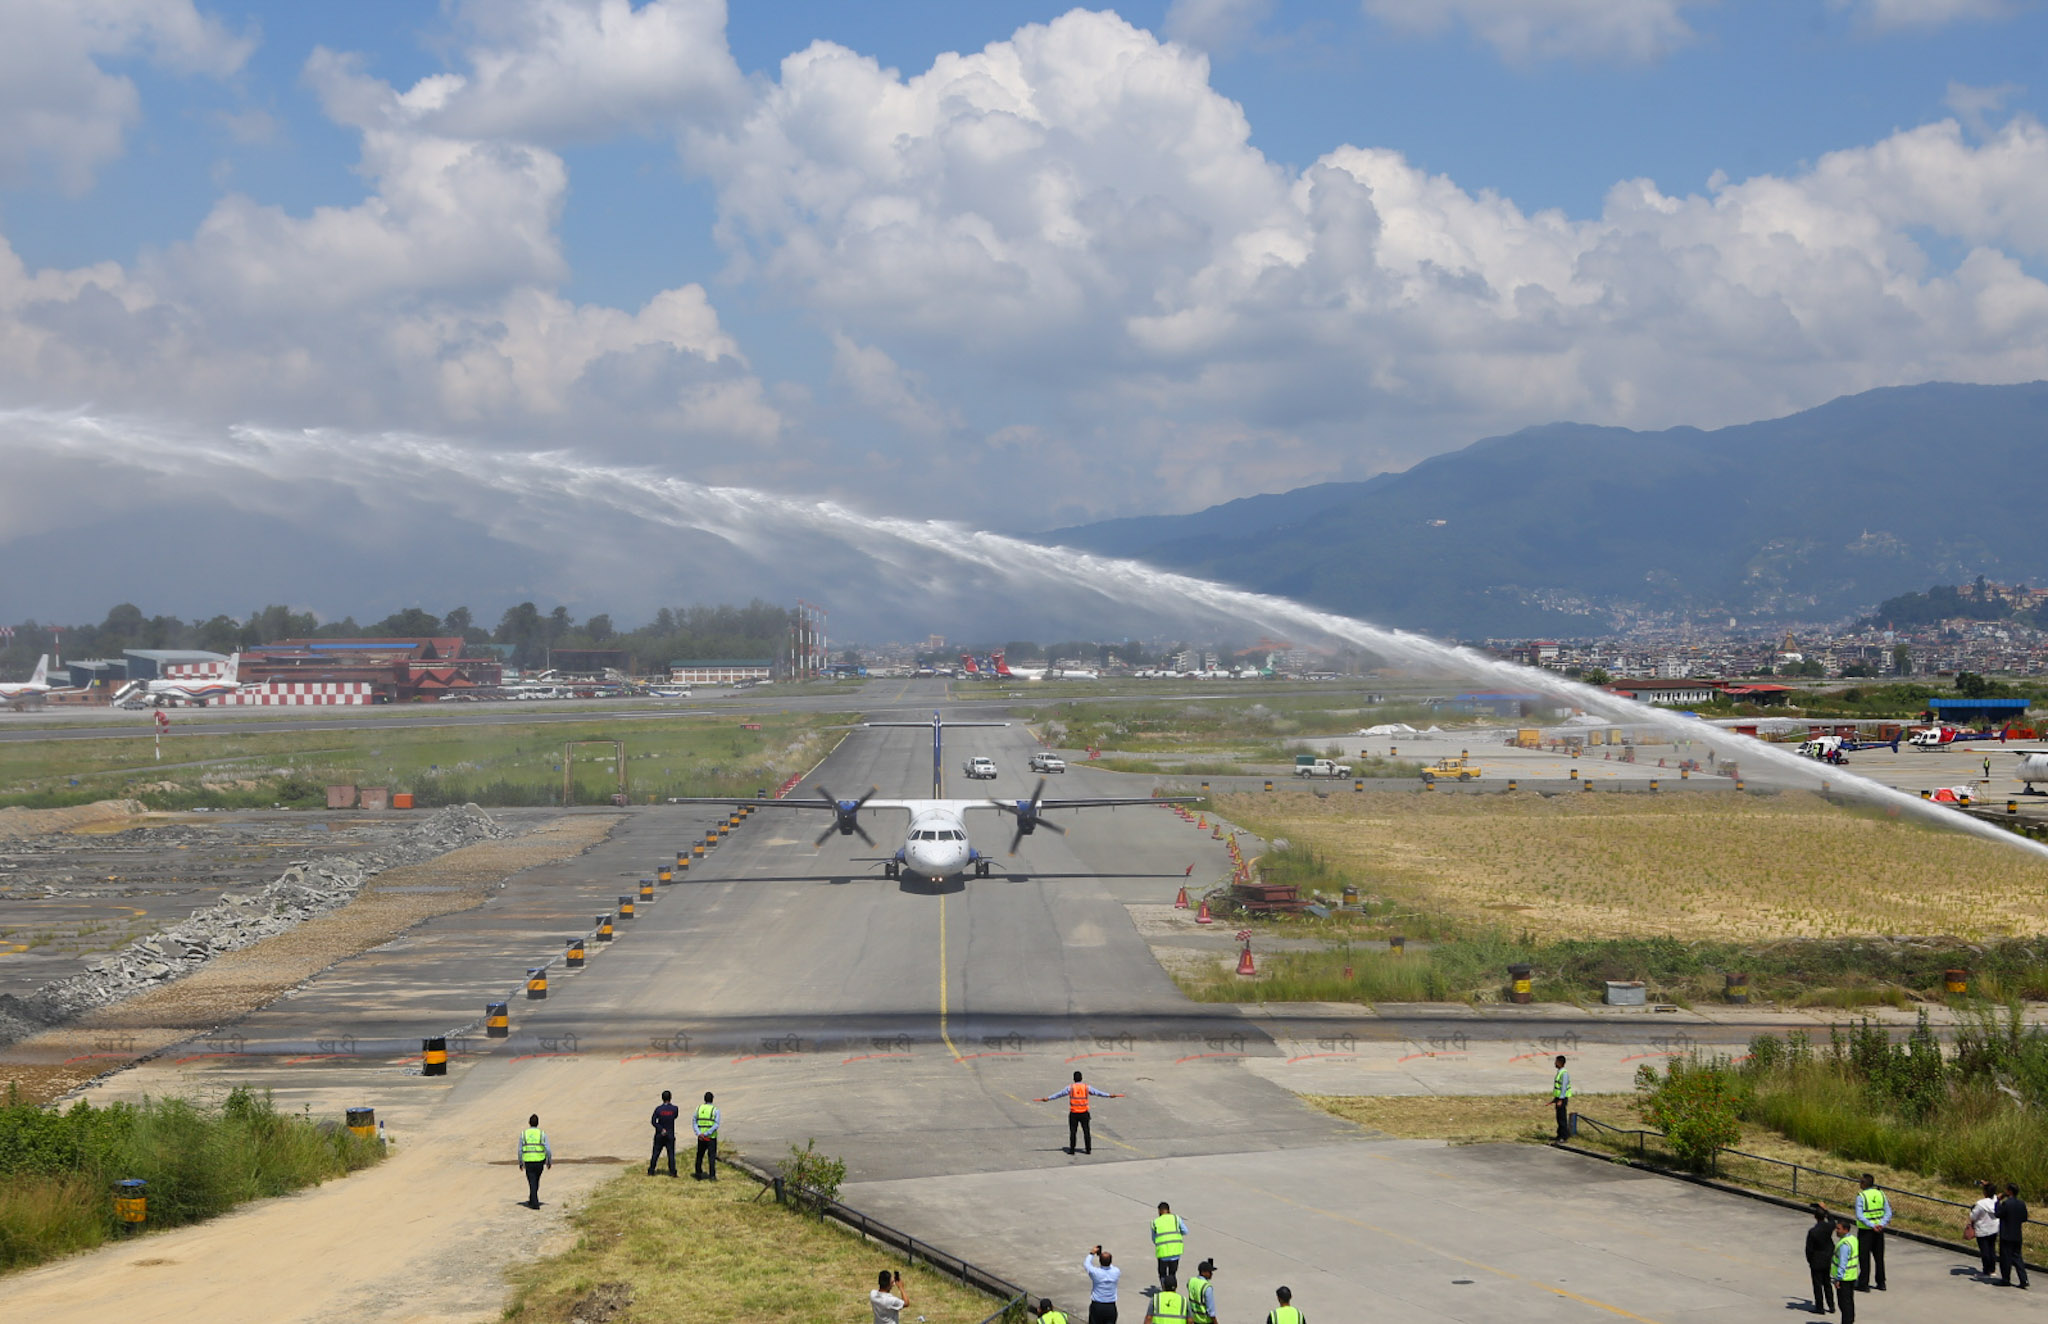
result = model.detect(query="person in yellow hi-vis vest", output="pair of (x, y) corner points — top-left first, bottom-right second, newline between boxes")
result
(1548, 1055), (1574, 1142)
(1150, 1201), (1187, 1290)
(1832, 1217), (1860, 1324)
(518, 1113), (552, 1208)
(693, 1091), (721, 1181)
(1265, 1284), (1305, 1324)
(1854, 1173), (1891, 1291)
(1144, 1273), (1186, 1323)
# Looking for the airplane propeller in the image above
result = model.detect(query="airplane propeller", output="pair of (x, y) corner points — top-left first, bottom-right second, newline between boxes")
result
(991, 778), (1067, 854)
(813, 785), (879, 847)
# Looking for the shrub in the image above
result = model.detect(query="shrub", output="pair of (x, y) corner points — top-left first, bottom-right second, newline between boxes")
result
(1636, 1056), (1748, 1171)
(780, 1140), (845, 1217)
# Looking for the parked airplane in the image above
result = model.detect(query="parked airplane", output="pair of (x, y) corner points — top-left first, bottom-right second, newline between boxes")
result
(991, 652), (1043, 681)
(669, 712), (1190, 880)
(2007, 749), (2048, 793)
(0, 655), (54, 708)
(115, 655), (244, 708)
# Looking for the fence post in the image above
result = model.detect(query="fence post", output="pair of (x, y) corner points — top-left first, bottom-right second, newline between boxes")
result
(773, 1176), (784, 1205)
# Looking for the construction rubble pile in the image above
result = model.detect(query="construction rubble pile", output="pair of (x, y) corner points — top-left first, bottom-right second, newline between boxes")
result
(0, 805), (514, 1045)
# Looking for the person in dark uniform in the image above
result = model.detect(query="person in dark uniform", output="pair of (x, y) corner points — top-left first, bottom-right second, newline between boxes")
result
(648, 1089), (680, 1177)
(1998, 1183), (2031, 1289)
(1804, 1203), (1836, 1314)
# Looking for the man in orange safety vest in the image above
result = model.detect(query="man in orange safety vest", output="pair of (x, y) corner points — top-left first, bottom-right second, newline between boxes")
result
(1040, 1070), (1123, 1155)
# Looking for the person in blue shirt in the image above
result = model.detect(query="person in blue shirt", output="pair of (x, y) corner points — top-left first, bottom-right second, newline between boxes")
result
(1083, 1245), (1121, 1324)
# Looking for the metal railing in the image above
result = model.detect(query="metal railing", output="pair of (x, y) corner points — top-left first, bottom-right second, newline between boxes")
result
(1573, 1113), (1976, 1237)
(723, 1153), (1030, 1321)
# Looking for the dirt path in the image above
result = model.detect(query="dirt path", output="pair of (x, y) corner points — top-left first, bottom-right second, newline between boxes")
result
(1, 815), (619, 1102)
(3, 1058), (642, 1323)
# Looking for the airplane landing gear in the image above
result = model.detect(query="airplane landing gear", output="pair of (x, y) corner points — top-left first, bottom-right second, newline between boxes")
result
(973, 861), (991, 877)
(884, 861), (900, 879)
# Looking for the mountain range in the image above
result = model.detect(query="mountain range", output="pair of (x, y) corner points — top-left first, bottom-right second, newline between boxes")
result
(1044, 382), (2048, 637)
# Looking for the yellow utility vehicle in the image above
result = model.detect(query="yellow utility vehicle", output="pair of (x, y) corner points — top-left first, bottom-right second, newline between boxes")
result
(1420, 755), (1482, 784)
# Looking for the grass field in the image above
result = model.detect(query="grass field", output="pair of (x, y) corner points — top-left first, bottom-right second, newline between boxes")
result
(0, 712), (848, 811)
(503, 1165), (1005, 1323)
(1221, 789), (2048, 941)
(1035, 694), (1461, 765)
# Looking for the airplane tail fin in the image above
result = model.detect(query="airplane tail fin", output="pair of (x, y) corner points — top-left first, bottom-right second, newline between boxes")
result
(29, 654), (48, 687)
(224, 652), (239, 685)
(993, 652), (1011, 677)
(961, 654), (978, 674)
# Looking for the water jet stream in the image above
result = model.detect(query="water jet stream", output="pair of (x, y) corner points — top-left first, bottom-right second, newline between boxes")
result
(15, 408), (2047, 861)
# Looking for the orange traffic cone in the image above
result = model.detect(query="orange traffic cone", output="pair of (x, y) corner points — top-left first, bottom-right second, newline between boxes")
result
(1236, 944), (1255, 976)
(1212, 827), (1223, 840)
(1195, 900), (1213, 924)
(1174, 886), (1190, 909)
(1197, 815), (1207, 829)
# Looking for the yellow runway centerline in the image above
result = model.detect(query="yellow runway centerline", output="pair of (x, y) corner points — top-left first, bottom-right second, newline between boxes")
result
(939, 892), (961, 1062)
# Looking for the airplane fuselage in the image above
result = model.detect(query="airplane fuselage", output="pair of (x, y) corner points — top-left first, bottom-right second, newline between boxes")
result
(898, 807), (985, 879)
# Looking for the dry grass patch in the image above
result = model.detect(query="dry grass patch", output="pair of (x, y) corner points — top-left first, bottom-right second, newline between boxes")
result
(504, 1166), (1003, 1323)
(1307, 1092), (1632, 1143)
(1224, 790), (2048, 941)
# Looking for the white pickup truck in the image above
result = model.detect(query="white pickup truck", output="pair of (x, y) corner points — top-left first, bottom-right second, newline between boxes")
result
(962, 756), (998, 780)
(1293, 757), (1353, 778)
(1029, 752), (1067, 774)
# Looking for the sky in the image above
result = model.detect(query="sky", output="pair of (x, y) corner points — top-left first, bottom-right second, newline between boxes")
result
(4, 0), (2048, 624)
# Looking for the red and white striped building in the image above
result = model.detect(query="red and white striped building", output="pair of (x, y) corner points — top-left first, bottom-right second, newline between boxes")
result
(219, 681), (377, 706)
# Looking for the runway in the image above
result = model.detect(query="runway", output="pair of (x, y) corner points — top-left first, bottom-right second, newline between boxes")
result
(5, 702), (2029, 1323)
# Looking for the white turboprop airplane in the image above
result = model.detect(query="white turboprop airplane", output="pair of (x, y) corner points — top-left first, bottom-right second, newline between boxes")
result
(2004, 749), (2048, 793)
(671, 712), (1192, 880)
(116, 654), (244, 708)
(0, 654), (55, 708)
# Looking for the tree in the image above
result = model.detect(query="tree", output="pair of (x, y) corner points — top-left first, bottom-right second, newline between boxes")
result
(1581, 667), (1612, 687)
(195, 615), (242, 654)
(1892, 644), (1912, 676)
(371, 607), (443, 637)
(585, 614), (614, 643)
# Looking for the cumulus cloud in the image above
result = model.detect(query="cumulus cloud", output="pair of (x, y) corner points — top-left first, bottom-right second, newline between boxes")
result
(694, 9), (2048, 515)
(0, 0), (254, 192)
(1831, 0), (2021, 32)
(313, 0), (746, 142)
(1360, 0), (1705, 63)
(830, 334), (956, 437)
(0, 4), (772, 459)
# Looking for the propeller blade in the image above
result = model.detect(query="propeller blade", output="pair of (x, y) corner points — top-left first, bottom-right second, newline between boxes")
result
(1030, 777), (1048, 811)
(1038, 817), (1067, 835)
(853, 822), (875, 846)
(813, 819), (839, 848)
(1009, 822), (1025, 855)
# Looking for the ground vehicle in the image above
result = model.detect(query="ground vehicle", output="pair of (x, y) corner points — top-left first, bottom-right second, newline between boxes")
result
(1029, 752), (1067, 774)
(1420, 755), (1482, 784)
(963, 756), (998, 780)
(1293, 756), (1352, 778)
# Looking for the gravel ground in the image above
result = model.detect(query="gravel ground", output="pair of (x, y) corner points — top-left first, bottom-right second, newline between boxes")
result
(1, 811), (620, 1103)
